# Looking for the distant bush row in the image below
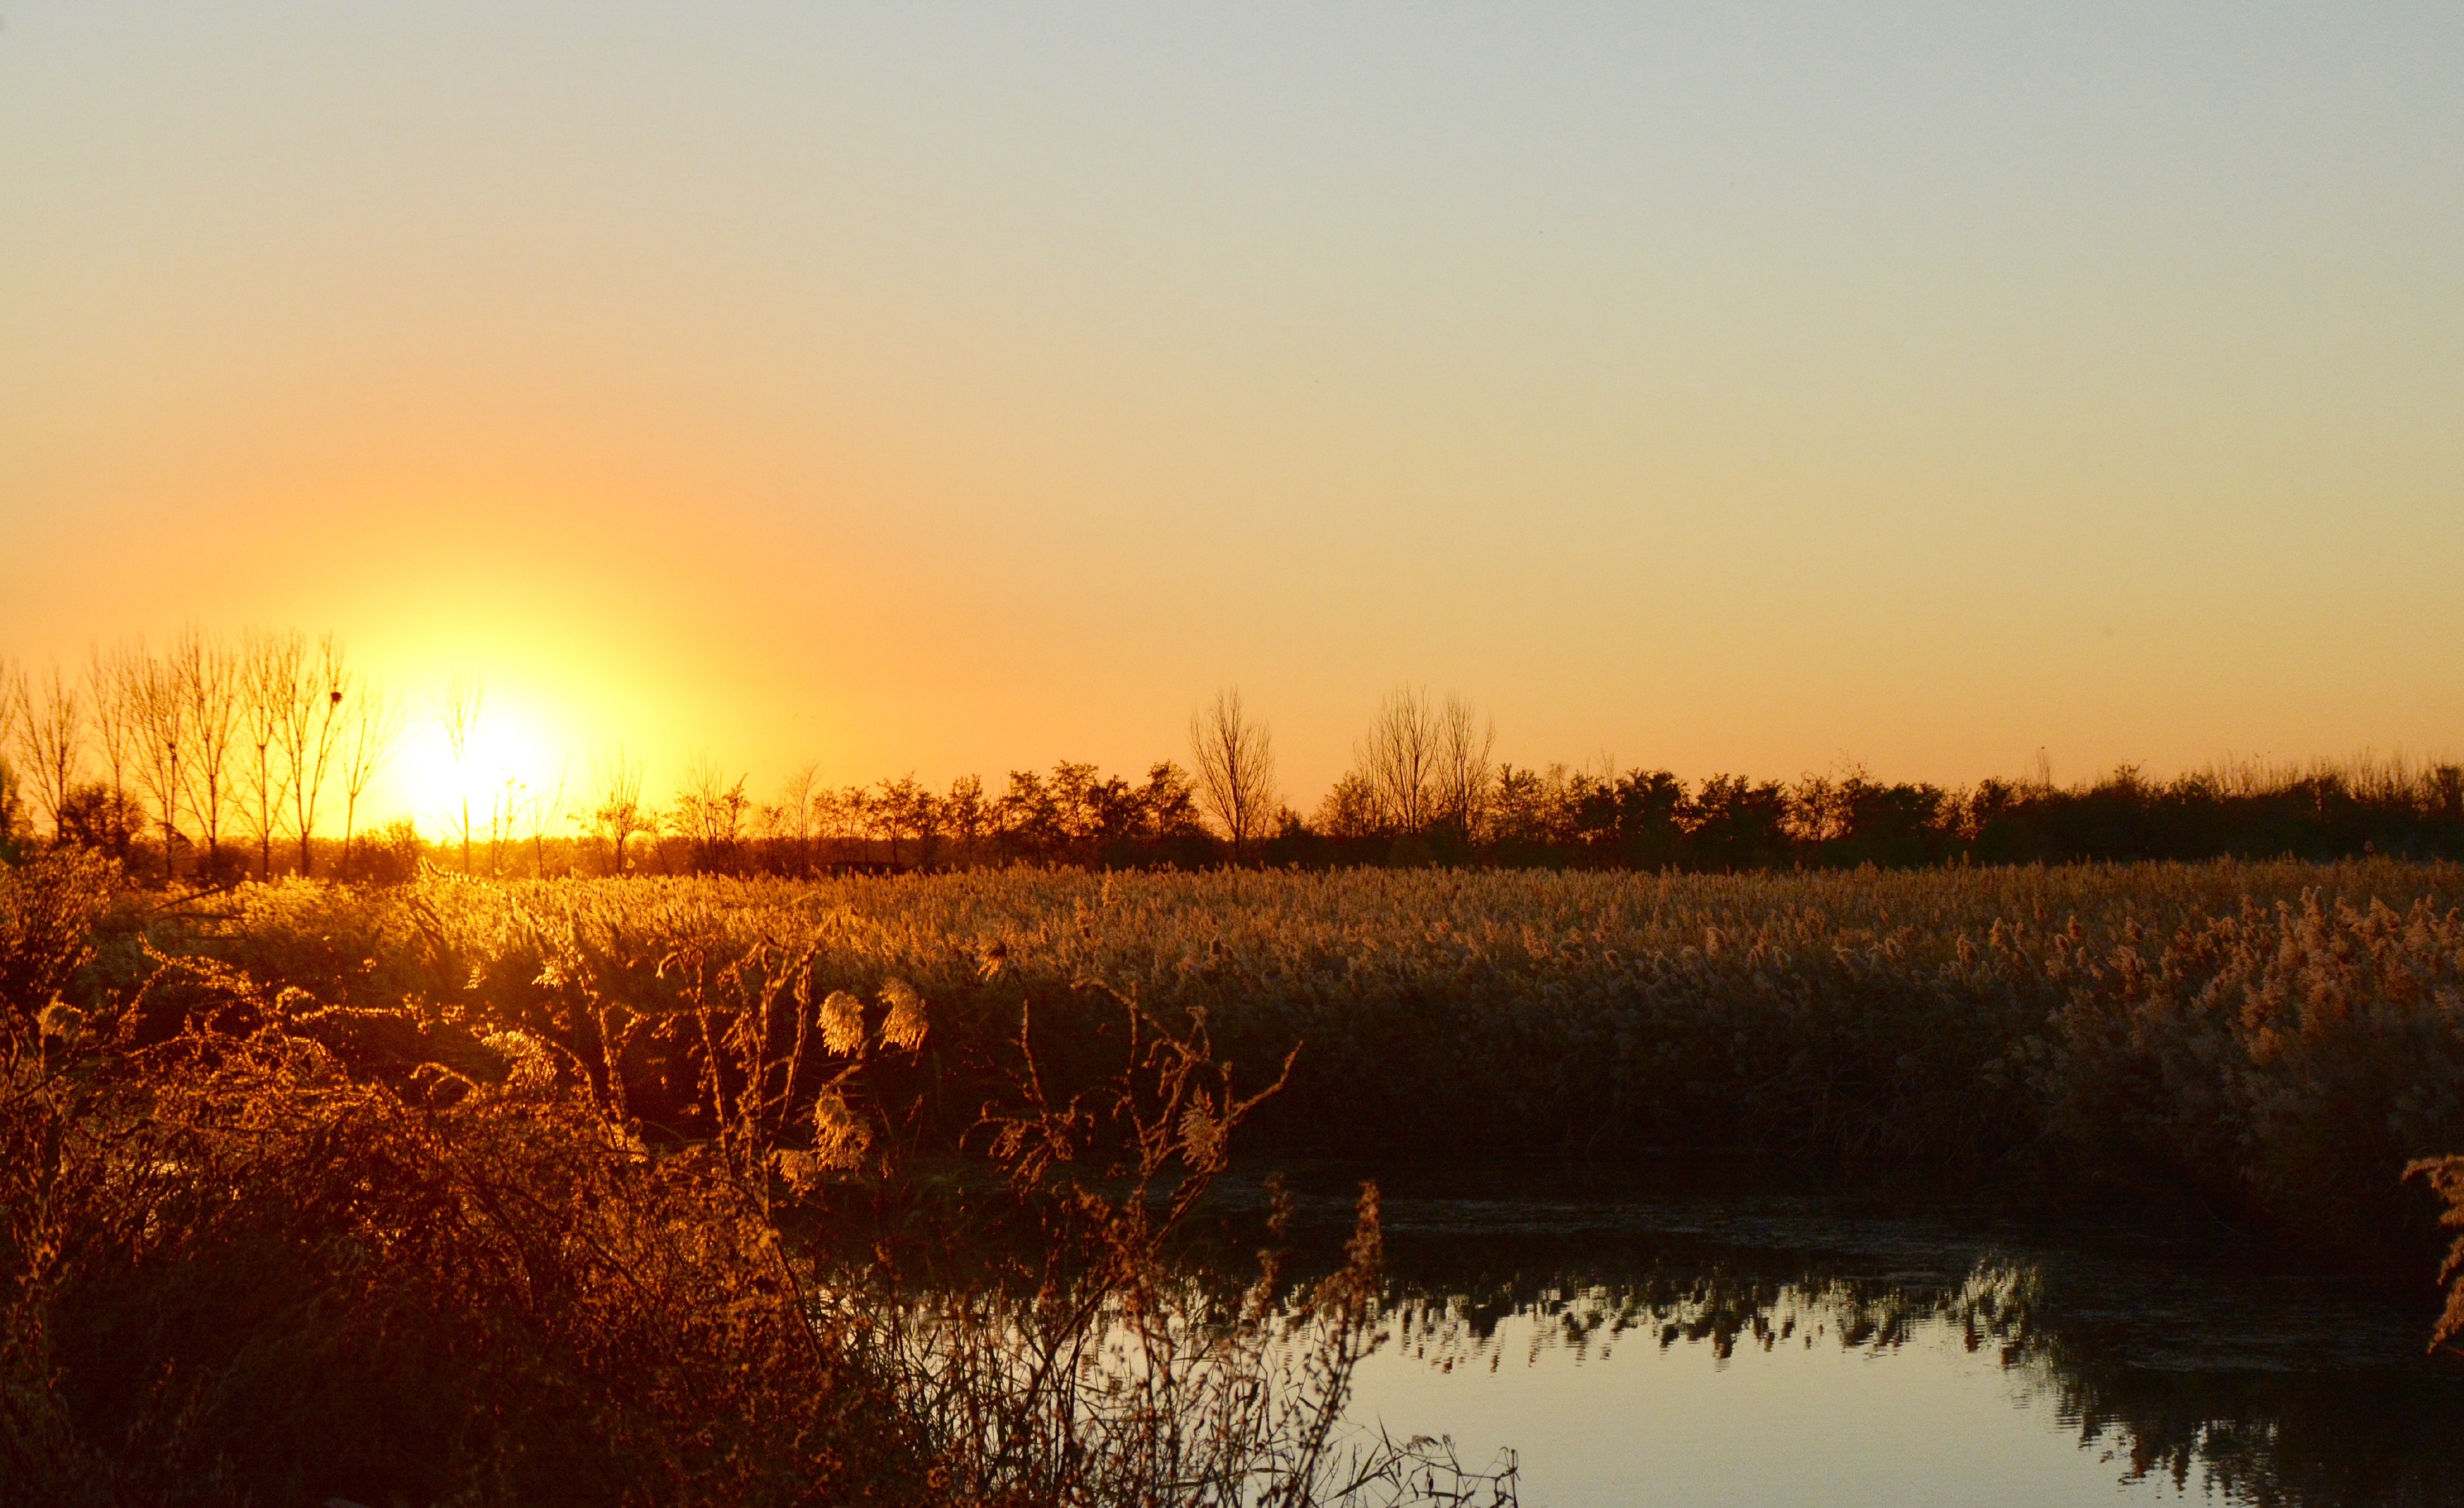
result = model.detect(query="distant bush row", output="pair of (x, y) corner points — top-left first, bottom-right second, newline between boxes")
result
(367, 752), (2464, 877)
(7, 638), (2459, 879)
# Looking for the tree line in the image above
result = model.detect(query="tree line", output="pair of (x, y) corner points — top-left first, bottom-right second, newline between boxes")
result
(5, 640), (2460, 879)
(1, 630), (402, 882)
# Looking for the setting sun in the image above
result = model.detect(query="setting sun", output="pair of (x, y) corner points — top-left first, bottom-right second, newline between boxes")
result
(394, 692), (565, 831)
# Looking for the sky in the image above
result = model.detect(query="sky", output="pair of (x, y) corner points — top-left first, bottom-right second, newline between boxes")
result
(4, 2), (2460, 821)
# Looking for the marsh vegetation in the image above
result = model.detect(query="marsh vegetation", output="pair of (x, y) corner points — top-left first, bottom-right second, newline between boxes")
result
(3, 855), (2462, 1503)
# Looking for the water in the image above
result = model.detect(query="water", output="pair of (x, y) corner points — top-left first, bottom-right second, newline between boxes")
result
(1211, 1170), (2464, 1507)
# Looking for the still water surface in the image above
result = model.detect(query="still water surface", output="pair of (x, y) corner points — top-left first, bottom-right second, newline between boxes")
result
(1231, 1172), (2464, 1507)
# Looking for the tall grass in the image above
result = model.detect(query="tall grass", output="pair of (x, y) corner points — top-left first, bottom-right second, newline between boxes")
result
(200, 862), (2464, 1259)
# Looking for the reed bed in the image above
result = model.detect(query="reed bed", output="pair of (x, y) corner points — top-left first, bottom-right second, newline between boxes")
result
(186, 860), (2464, 1252)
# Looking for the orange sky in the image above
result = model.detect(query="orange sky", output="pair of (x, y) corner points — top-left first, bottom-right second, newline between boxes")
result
(5, 3), (2461, 824)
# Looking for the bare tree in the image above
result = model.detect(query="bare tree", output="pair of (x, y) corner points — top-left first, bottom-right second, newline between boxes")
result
(0, 656), (20, 847)
(88, 642), (139, 858)
(832, 785), (875, 864)
(879, 774), (937, 866)
(524, 760), (569, 876)
(814, 785), (864, 865)
(281, 635), (350, 877)
(1189, 687), (1279, 854)
(125, 640), (188, 881)
(1357, 685), (1439, 836)
(778, 761), (819, 874)
(590, 748), (649, 875)
(943, 772), (988, 861)
(12, 660), (84, 845)
(174, 629), (241, 875)
(487, 773), (523, 876)
(435, 672), (483, 873)
(237, 628), (302, 880)
(339, 682), (404, 880)
(1432, 694), (1495, 838)
(675, 753), (751, 872)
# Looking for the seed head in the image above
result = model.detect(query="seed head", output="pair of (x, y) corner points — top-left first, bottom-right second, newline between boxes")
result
(812, 1088), (873, 1170)
(879, 978), (928, 1051)
(819, 989), (865, 1055)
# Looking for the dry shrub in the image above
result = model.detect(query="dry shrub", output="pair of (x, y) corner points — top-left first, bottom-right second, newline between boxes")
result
(7, 1011), (919, 1504)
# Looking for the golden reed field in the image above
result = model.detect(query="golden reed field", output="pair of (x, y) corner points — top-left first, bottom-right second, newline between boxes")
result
(5, 855), (2462, 1504)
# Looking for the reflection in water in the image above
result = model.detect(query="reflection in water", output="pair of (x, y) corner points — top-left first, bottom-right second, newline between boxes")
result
(1215, 1182), (2464, 1508)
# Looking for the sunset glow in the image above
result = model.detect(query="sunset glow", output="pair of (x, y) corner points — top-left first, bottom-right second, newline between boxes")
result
(394, 700), (565, 831)
(4, 3), (2459, 815)
(9, 10), (2464, 1500)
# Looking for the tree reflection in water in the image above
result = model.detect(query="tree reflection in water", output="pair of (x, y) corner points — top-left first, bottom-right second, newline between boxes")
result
(1224, 1186), (2464, 1508)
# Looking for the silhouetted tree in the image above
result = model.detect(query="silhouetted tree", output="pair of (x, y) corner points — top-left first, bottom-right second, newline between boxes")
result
(11, 660), (84, 846)
(868, 774), (934, 866)
(338, 681), (404, 880)
(280, 635), (349, 877)
(996, 769), (1060, 858)
(523, 761), (568, 877)
(1686, 775), (1793, 870)
(1190, 688), (1279, 854)
(1313, 771), (1383, 840)
(1431, 694), (1493, 841)
(1485, 763), (1564, 854)
(590, 749), (650, 876)
(124, 639), (188, 882)
(676, 755), (753, 873)
(0, 656), (20, 855)
(1357, 686), (1440, 836)
(237, 628), (301, 880)
(435, 672), (483, 873)
(942, 773), (989, 857)
(775, 761), (819, 874)
(52, 781), (138, 853)
(1139, 761), (1205, 838)
(173, 629), (242, 878)
(87, 643), (140, 862)
(1592, 769), (1688, 867)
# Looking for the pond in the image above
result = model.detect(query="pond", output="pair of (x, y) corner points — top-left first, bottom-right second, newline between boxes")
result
(1215, 1168), (2464, 1507)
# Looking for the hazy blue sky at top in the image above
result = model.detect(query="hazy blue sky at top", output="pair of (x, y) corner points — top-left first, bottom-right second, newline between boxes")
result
(4, 2), (2458, 807)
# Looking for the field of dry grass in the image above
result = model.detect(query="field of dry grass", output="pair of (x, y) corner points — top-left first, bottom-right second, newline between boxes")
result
(173, 859), (2464, 1247)
(5, 854), (2462, 1503)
